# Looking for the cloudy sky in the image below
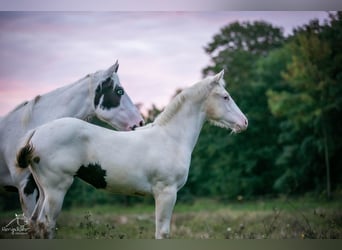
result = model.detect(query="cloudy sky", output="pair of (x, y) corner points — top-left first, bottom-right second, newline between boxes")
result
(0, 11), (329, 116)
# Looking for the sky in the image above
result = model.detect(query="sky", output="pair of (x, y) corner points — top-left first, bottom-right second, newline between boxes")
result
(0, 11), (330, 116)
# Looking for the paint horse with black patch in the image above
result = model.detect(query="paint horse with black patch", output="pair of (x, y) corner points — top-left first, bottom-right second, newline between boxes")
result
(94, 77), (126, 110)
(76, 163), (107, 189)
(16, 70), (248, 239)
(0, 61), (144, 220)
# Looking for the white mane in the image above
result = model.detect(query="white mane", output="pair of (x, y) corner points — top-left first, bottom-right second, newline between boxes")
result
(154, 76), (218, 126)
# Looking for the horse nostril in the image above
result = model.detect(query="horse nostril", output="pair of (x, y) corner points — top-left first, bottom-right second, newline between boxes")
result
(139, 120), (144, 127)
(244, 119), (248, 126)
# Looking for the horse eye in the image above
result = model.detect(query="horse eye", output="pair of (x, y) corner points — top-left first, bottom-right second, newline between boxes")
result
(116, 88), (124, 96)
(223, 95), (229, 101)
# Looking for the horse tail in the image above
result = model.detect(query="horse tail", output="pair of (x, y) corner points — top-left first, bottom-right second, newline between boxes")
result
(16, 130), (36, 169)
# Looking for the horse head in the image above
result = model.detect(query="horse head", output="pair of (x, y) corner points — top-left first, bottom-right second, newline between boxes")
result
(205, 70), (248, 133)
(92, 61), (144, 131)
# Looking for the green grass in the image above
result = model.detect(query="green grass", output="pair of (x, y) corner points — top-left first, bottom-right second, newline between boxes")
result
(1, 197), (341, 239)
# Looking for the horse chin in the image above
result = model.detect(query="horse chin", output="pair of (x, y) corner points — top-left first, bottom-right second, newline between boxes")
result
(209, 119), (243, 134)
(209, 120), (232, 131)
(230, 124), (245, 134)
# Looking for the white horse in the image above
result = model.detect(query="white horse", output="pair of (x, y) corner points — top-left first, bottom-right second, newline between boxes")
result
(0, 61), (143, 219)
(16, 70), (247, 239)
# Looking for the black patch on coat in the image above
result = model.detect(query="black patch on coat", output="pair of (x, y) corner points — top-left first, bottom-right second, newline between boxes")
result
(23, 174), (39, 201)
(75, 163), (107, 189)
(94, 77), (123, 110)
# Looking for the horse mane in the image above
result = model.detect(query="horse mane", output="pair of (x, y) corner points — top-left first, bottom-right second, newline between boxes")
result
(16, 74), (93, 126)
(154, 77), (215, 126)
(9, 73), (92, 117)
(9, 100), (29, 114)
(9, 66), (115, 124)
(21, 95), (41, 125)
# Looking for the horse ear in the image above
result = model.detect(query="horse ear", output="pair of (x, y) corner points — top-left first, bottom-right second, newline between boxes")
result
(105, 60), (119, 77)
(114, 60), (119, 73)
(210, 70), (225, 88)
(213, 70), (224, 83)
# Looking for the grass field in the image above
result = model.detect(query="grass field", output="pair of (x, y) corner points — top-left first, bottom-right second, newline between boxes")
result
(1, 197), (341, 239)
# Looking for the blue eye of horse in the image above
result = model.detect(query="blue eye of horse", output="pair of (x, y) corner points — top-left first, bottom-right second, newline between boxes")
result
(116, 88), (124, 96)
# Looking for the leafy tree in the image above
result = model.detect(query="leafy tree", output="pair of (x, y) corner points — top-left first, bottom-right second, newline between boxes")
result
(203, 20), (284, 83)
(267, 12), (342, 198)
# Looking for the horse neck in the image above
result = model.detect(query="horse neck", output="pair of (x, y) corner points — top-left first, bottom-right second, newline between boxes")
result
(161, 99), (206, 153)
(29, 77), (94, 125)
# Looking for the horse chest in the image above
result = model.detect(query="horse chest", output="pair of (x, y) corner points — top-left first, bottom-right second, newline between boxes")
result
(147, 155), (190, 192)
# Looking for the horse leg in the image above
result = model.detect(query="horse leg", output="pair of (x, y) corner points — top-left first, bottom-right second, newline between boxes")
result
(27, 169), (46, 238)
(29, 170), (73, 239)
(153, 185), (177, 239)
(30, 181), (70, 239)
(17, 168), (39, 218)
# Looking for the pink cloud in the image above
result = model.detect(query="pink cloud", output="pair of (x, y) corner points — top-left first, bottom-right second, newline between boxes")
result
(0, 12), (330, 117)
(0, 79), (61, 116)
